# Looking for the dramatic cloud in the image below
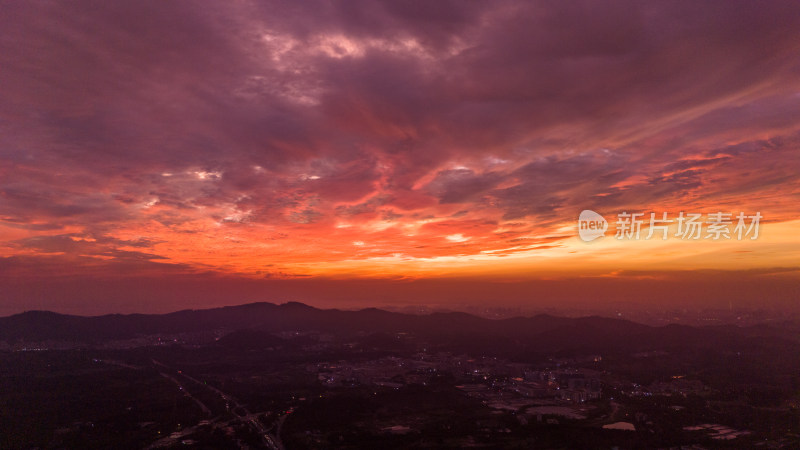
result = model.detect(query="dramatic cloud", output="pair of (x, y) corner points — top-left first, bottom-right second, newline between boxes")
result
(1, 1), (799, 312)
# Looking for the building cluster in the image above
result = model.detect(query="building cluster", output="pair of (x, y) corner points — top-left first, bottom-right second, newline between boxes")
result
(308, 352), (605, 409)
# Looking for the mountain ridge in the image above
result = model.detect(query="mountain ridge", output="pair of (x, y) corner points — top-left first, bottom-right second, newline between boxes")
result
(2, 301), (796, 355)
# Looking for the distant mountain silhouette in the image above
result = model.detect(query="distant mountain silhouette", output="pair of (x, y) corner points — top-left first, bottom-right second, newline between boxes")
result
(1, 302), (798, 359)
(0, 302), (639, 342)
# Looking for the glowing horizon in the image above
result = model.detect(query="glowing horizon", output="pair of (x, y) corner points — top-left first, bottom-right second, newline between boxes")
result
(1, 1), (799, 314)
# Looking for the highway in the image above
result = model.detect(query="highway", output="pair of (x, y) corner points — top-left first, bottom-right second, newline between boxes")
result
(152, 359), (286, 450)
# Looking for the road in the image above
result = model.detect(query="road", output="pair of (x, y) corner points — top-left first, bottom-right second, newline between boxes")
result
(152, 359), (286, 450)
(157, 371), (212, 416)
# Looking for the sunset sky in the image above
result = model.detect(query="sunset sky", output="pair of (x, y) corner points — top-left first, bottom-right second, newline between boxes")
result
(1, 1), (799, 315)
